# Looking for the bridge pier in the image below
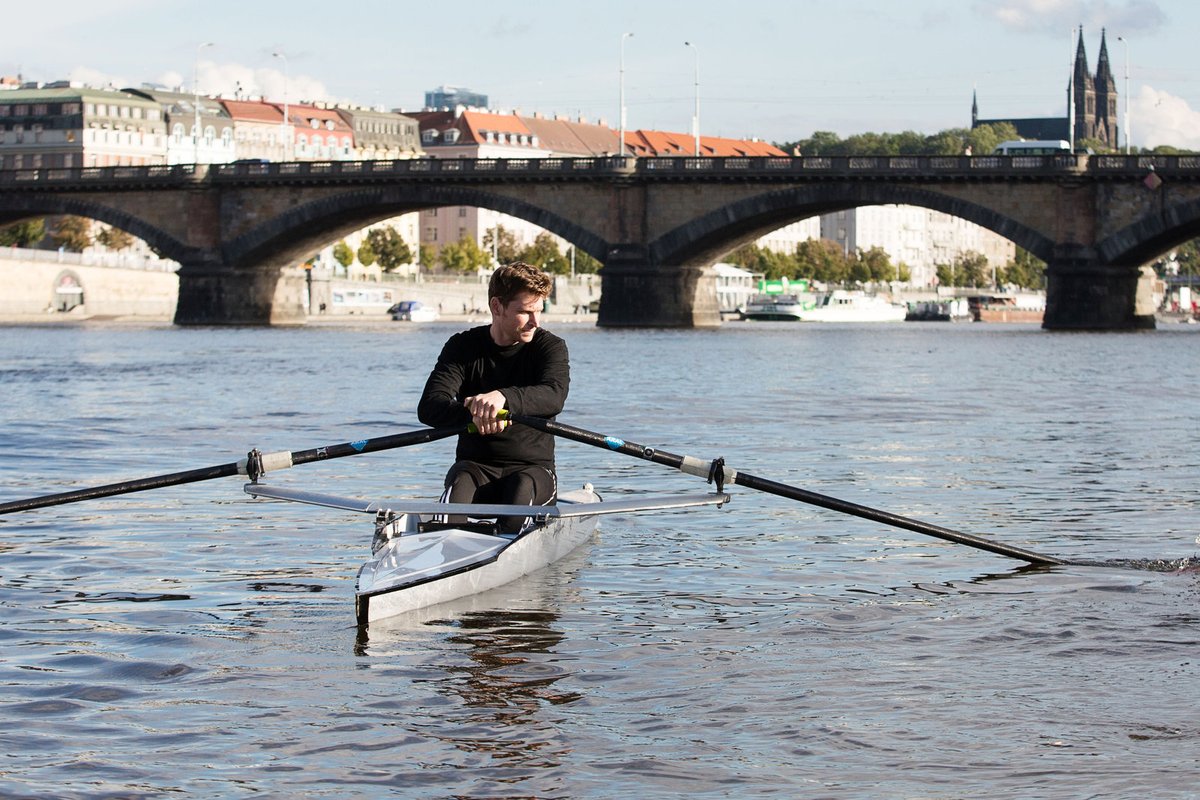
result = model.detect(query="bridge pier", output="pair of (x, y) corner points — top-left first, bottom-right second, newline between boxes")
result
(597, 248), (721, 327)
(1043, 254), (1156, 330)
(174, 264), (309, 326)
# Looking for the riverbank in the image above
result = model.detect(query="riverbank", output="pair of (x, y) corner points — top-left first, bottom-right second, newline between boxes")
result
(0, 309), (600, 327)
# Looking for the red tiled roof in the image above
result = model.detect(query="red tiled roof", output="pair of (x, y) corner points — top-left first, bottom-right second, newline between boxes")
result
(221, 99), (284, 123)
(627, 129), (785, 157)
(410, 108), (784, 157)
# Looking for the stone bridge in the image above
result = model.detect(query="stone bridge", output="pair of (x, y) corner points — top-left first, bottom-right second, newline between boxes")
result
(3, 153), (1200, 328)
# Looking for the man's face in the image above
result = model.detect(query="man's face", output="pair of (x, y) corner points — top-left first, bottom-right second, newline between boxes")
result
(490, 290), (543, 346)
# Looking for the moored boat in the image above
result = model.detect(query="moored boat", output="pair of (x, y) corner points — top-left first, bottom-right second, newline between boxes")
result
(796, 290), (907, 322)
(244, 482), (730, 624)
(741, 292), (820, 321)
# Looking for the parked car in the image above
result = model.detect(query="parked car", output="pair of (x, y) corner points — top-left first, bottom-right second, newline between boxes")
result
(388, 300), (439, 322)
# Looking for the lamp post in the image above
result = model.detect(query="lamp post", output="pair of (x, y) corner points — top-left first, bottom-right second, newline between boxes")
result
(1117, 35), (1130, 154)
(193, 41), (214, 165)
(272, 51), (291, 161)
(619, 32), (634, 157)
(684, 41), (700, 156)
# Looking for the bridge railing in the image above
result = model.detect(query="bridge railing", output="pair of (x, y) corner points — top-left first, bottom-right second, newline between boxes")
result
(4, 154), (1200, 187)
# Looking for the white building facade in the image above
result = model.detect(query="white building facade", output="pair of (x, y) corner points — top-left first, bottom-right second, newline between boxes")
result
(820, 205), (1015, 287)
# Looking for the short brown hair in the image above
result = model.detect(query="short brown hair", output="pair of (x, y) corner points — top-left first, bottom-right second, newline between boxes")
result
(488, 261), (553, 305)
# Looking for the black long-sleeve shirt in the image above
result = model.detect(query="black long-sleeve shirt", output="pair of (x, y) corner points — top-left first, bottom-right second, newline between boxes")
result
(417, 326), (570, 468)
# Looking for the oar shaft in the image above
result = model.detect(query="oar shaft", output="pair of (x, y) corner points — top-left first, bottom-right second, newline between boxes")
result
(508, 413), (1065, 566)
(0, 463), (242, 515)
(731, 471), (1065, 566)
(0, 425), (464, 516)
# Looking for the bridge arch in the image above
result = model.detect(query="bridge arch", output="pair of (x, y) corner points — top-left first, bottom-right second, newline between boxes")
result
(225, 184), (610, 267)
(649, 183), (1057, 267)
(1098, 194), (1200, 266)
(0, 194), (192, 262)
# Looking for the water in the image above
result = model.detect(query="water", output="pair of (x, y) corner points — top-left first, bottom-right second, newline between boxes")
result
(1, 320), (1198, 799)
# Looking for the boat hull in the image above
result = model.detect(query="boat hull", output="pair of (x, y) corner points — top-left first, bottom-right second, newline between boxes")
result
(355, 513), (600, 623)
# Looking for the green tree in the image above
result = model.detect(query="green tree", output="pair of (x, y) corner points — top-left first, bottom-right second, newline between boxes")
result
(438, 235), (492, 273)
(357, 239), (377, 267)
(482, 225), (521, 264)
(332, 241), (355, 270)
(0, 218), (47, 248)
(853, 245), (896, 283)
(796, 238), (850, 284)
(418, 243), (436, 271)
(567, 246), (602, 274)
(519, 232), (571, 275)
(999, 247), (1047, 289)
(937, 251), (991, 287)
(96, 226), (135, 251)
(365, 226), (413, 272)
(49, 216), (93, 252)
(964, 122), (1020, 155)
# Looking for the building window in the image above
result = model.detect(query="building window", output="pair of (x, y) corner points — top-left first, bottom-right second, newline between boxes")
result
(458, 207), (467, 217)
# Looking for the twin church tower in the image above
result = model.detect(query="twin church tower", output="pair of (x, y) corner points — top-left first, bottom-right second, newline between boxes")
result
(972, 28), (1120, 148)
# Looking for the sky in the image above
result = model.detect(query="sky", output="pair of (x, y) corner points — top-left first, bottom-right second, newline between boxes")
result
(4, 0), (1199, 150)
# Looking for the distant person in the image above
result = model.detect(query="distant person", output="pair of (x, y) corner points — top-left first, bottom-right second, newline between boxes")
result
(418, 262), (569, 533)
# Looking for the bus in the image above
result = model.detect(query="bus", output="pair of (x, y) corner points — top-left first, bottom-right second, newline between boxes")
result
(991, 140), (1072, 156)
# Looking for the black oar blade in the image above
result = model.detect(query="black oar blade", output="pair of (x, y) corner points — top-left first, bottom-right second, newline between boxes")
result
(0, 424), (465, 516)
(507, 413), (1065, 566)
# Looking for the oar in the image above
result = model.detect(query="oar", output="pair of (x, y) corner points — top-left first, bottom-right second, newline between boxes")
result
(0, 425), (465, 516)
(505, 413), (1066, 566)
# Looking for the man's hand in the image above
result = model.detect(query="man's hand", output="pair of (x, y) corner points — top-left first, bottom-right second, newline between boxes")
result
(464, 391), (508, 435)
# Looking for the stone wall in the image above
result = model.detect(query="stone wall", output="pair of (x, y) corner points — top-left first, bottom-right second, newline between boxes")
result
(0, 252), (178, 319)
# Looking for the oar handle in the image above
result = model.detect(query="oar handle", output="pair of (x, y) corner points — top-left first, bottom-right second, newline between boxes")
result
(506, 413), (1066, 567)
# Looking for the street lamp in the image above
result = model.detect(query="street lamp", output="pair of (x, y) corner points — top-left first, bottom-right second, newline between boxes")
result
(619, 32), (634, 157)
(272, 51), (291, 161)
(684, 41), (700, 156)
(193, 41), (214, 165)
(1117, 35), (1130, 154)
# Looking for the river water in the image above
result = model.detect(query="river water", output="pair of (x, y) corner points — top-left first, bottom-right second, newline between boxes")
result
(1, 319), (1198, 799)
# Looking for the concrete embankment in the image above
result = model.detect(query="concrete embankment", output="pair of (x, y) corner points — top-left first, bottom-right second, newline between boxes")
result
(0, 252), (601, 325)
(0, 250), (178, 322)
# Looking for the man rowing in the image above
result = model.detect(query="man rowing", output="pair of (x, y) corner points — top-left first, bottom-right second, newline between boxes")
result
(417, 261), (569, 533)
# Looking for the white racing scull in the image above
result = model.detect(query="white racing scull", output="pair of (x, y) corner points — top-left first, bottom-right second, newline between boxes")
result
(244, 482), (731, 624)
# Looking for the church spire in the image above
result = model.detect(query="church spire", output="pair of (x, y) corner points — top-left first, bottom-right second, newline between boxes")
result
(1074, 26), (1090, 83)
(1096, 28), (1116, 87)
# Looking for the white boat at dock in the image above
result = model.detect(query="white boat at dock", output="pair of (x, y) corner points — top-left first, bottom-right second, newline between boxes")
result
(741, 292), (821, 321)
(796, 290), (907, 323)
(244, 481), (730, 624)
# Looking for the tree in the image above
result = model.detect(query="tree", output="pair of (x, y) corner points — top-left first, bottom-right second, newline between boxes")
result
(357, 239), (377, 267)
(937, 251), (991, 287)
(518, 232), (570, 275)
(49, 216), (92, 252)
(482, 225), (521, 265)
(567, 246), (603, 274)
(0, 218), (46, 248)
(365, 226), (413, 272)
(438, 235), (492, 273)
(796, 238), (850, 284)
(332, 241), (355, 270)
(1000, 247), (1047, 289)
(418, 243), (436, 271)
(96, 226), (135, 251)
(853, 245), (896, 283)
